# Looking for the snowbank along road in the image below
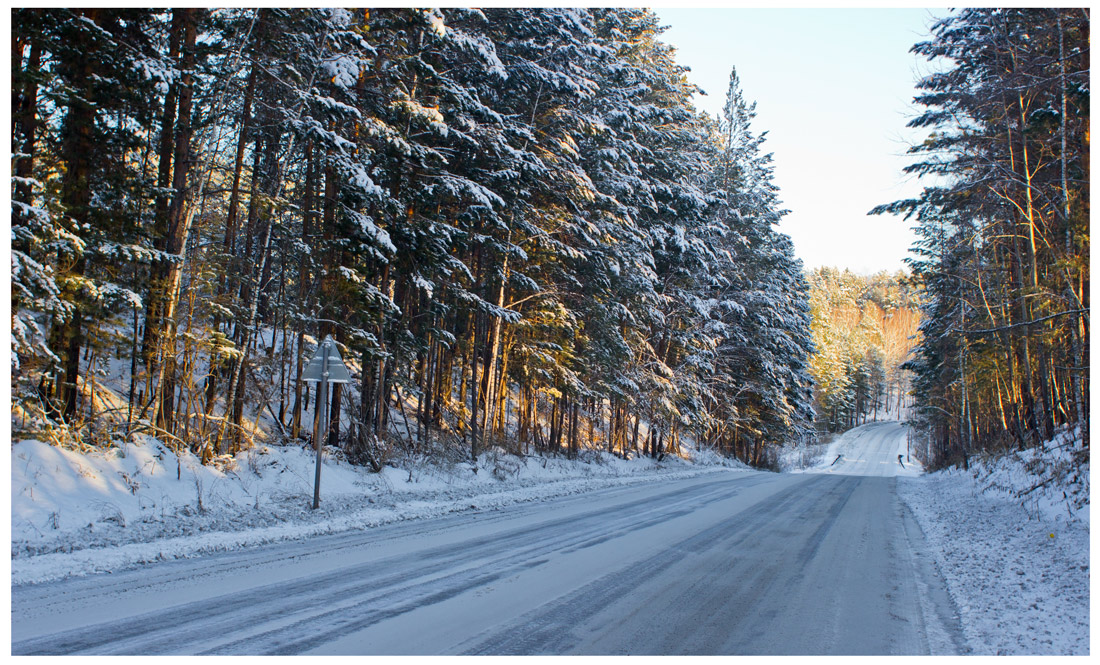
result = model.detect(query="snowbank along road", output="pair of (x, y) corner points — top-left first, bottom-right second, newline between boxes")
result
(12, 422), (966, 655)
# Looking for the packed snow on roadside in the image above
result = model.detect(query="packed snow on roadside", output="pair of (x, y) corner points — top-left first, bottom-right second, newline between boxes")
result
(898, 427), (1089, 655)
(11, 436), (745, 585)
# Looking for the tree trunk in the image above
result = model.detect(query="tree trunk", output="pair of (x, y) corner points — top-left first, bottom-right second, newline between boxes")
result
(222, 63), (258, 262)
(13, 39), (40, 206)
(141, 10), (183, 373)
(55, 9), (102, 421)
(150, 8), (199, 436)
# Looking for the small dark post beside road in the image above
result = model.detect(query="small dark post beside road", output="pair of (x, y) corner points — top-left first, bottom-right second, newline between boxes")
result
(301, 335), (352, 509)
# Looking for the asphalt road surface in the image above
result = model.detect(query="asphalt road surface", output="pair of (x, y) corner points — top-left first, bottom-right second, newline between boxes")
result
(11, 422), (964, 655)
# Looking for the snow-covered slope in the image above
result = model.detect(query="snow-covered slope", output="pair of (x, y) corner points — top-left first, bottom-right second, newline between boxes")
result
(897, 429), (1089, 655)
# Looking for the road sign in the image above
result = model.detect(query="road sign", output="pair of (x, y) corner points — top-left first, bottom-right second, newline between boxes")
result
(302, 335), (352, 383)
(302, 335), (351, 509)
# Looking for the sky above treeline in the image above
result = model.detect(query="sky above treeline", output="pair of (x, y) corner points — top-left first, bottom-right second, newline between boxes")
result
(655, 7), (939, 275)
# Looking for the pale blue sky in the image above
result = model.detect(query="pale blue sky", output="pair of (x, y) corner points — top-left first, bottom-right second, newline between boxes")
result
(654, 8), (940, 274)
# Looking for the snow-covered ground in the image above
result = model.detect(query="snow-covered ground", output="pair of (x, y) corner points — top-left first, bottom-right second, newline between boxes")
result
(11, 435), (740, 585)
(895, 428), (1089, 655)
(11, 422), (1089, 655)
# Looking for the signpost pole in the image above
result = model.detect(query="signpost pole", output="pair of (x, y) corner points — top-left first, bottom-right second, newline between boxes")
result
(313, 339), (329, 510)
(303, 334), (348, 510)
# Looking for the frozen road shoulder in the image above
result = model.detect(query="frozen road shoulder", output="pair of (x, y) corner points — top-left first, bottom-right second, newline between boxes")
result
(13, 469), (964, 655)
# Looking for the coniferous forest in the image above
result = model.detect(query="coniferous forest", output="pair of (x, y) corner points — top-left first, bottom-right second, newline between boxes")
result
(806, 268), (921, 433)
(874, 8), (1090, 467)
(11, 8), (816, 469)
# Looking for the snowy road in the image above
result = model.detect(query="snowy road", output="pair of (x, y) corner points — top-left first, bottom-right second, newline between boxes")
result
(816, 421), (922, 478)
(12, 435), (965, 656)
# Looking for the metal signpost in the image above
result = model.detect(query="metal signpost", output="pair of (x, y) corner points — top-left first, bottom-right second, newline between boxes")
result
(302, 335), (352, 509)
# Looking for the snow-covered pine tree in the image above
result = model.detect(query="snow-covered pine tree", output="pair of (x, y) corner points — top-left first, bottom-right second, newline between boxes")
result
(701, 67), (814, 463)
(13, 9), (164, 430)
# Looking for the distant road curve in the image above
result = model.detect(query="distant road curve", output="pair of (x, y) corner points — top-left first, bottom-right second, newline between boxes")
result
(812, 421), (923, 478)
